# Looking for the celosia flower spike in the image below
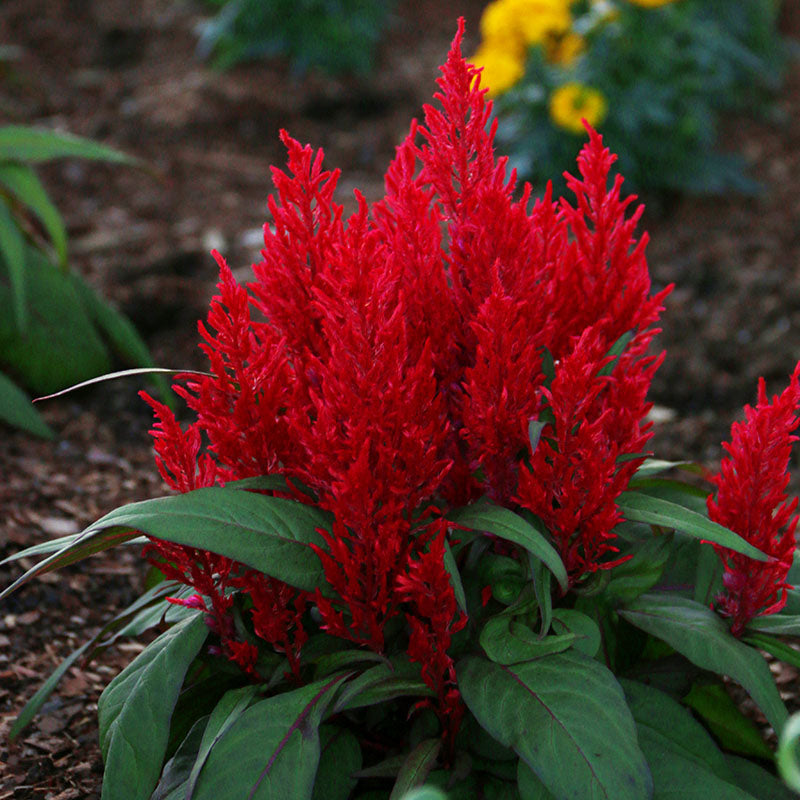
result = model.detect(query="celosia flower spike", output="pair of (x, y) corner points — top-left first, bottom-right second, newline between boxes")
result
(707, 364), (800, 636)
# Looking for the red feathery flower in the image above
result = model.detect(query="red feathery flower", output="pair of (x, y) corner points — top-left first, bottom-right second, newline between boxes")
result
(707, 365), (800, 636)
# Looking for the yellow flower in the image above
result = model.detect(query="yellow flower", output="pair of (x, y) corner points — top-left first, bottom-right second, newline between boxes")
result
(516, 0), (572, 45)
(627, 0), (677, 6)
(480, 0), (523, 47)
(549, 83), (608, 134)
(472, 42), (526, 96)
(480, 0), (572, 50)
(546, 31), (586, 66)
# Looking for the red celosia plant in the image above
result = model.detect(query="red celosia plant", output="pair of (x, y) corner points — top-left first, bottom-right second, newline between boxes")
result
(6, 19), (800, 800)
(708, 366), (800, 636)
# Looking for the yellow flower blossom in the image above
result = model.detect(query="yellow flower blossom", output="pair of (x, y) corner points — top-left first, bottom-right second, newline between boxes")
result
(472, 43), (526, 96)
(546, 31), (586, 66)
(517, 0), (572, 45)
(480, 0), (572, 50)
(549, 83), (608, 134)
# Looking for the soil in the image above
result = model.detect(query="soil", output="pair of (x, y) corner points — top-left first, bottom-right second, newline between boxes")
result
(0, 1), (799, 796)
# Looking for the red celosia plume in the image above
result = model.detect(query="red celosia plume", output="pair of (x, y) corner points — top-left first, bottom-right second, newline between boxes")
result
(707, 364), (800, 636)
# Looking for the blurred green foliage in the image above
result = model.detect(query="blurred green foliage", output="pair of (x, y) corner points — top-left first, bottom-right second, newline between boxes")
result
(197, 0), (395, 74)
(0, 126), (165, 438)
(476, 0), (785, 196)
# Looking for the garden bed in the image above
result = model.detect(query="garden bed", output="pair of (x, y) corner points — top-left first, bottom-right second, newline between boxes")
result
(1, 0), (799, 796)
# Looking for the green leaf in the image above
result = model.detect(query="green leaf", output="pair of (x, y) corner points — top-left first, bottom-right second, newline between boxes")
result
(68, 270), (170, 399)
(0, 245), (111, 394)
(516, 762), (556, 799)
(530, 555), (552, 635)
(0, 369), (54, 438)
(623, 680), (735, 777)
(335, 673), (433, 713)
(443, 538), (468, 614)
(622, 680), (759, 800)
(778, 712), (800, 794)
(0, 194), (27, 329)
(528, 419), (546, 455)
(603, 533), (673, 605)
(684, 682), (774, 759)
(619, 593), (788, 735)
(9, 639), (90, 741)
(550, 608), (601, 658)
(312, 726), (362, 800)
(617, 491), (768, 561)
(0, 529), (144, 565)
(448, 505), (567, 592)
(631, 459), (702, 481)
(98, 614), (208, 800)
(479, 615), (575, 665)
(598, 330), (633, 376)
(693, 542), (723, 606)
(312, 649), (388, 680)
(457, 652), (652, 800)
(725, 753), (797, 800)
(188, 674), (346, 800)
(151, 716), (209, 800)
(0, 124), (141, 165)
(396, 789), (448, 800)
(746, 614), (800, 636)
(0, 487), (331, 601)
(0, 162), (67, 266)
(184, 685), (261, 798)
(743, 632), (800, 670)
(389, 739), (441, 800)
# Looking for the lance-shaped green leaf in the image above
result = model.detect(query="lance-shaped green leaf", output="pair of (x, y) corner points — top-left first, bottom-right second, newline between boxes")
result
(631, 459), (699, 481)
(619, 593), (787, 735)
(389, 739), (441, 800)
(312, 726), (362, 800)
(622, 680), (758, 800)
(9, 639), (90, 741)
(189, 674), (346, 800)
(746, 614), (800, 636)
(183, 685), (261, 798)
(0, 370), (53, 439)
(457, 652), (652, 800)
(743, 632), (800, 670)
(517, 762), (556, 799)
(0, 124), (142, 165)
(9, 580), (184, 740)
(68, 271), (169, 399)
(151, 716), (209, 800)
(0, 486), (331, 600)
(443, 538), (468, 614)
(683, 683), (773, 759)
(0, 162), (67, 265)
(726, 753), (798, 800)
(97, 614), (208, 800)
(603, 533), (673, 606)
(448, 505), (567, 592)
(617, 491), (767, 561)
(0, 195), (26, 329)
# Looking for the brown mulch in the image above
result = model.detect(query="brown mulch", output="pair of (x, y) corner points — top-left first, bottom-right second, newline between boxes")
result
(1, 1), (799, 796)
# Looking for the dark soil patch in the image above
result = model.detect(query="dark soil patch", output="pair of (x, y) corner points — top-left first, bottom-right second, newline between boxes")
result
(1, 1), (799, 796)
